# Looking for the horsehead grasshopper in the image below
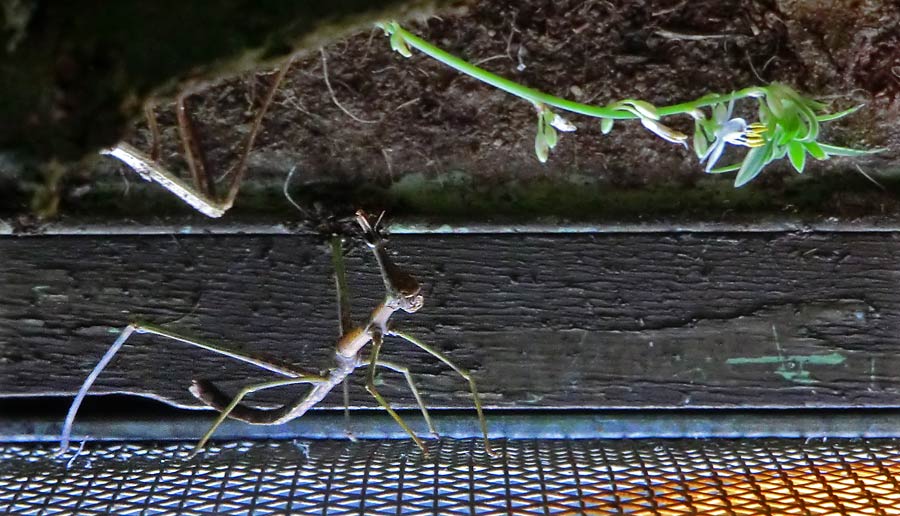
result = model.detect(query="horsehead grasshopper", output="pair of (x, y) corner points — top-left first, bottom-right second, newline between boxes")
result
(58, 210), (496, 457)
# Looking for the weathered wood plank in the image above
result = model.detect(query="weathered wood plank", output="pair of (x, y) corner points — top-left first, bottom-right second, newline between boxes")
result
(2, 232), (900, 410)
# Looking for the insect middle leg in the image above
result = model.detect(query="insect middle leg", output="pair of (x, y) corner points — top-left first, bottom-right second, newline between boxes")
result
(365, 331), (428, 453)
(375, 360), (437, 437)
(389, 330), (497, 457)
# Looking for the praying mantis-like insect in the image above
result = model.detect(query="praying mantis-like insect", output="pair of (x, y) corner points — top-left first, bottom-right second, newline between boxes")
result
(58, 210), (495, 457)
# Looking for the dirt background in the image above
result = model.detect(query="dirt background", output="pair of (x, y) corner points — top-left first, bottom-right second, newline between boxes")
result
(4, 0), (900, 227)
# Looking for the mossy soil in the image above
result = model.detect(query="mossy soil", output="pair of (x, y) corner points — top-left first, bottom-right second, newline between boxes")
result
(3, 0), (899, 228)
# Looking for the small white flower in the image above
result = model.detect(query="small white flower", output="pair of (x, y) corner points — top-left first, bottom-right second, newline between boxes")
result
(550, 113), (577, 132)
(700, 100), (766, 172)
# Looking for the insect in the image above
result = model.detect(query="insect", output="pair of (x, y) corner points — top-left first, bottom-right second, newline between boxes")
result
(58, 210), (495, 457)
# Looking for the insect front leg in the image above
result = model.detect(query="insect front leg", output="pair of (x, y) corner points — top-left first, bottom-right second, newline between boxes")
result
(59, 321), (315, 455)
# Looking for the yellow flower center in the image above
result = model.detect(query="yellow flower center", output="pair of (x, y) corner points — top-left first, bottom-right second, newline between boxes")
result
(745, 123), (767, 148)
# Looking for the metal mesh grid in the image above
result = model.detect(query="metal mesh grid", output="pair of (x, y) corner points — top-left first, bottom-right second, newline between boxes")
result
(3, 438), (900, 515)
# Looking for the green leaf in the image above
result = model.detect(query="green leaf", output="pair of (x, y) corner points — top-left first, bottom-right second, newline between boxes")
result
(777, 116), (800, 145)
(734, 140), (775, 187)
(773, 144), (788, 160)
(389, 32), (412, 57)
(539, 110), (558, 149)
(818, 143), (887, 157)
(770, 82), (827, 112)
(803, 141), (827, 160)
(700, 118), (716, 141)
(765, 93), (786, 118)
(624, 100), (659, 120)
(788, 141), (806, 173)
(707, 163), (742, 174)
(816, 104), (863, 122)
(796, 95), (828, 113)
(795, 106), (820, 142)
(541, 110), (555, 125)
(713, 102), (727, 122)
(758, 101), (773, 125)
(600, 118), (614, 134)
(693, 124), (708, 160)
(534, 131), (549, 163)
(535, 116), (549, 163)
(544, 124), (558, 149)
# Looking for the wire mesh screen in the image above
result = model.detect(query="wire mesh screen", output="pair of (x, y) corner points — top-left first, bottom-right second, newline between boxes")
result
(3, 437), (900, 515)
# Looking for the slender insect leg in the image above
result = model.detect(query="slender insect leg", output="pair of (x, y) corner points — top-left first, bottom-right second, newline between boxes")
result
(134, 323), (312, 378)
(331, 235), (353, 336)
(377, 360), (438, 437)
(135, 323), (330, 425)
(58, 325), (137, 455)
(176, 91), (214, 198)
(389, 330), (497, 457)
(143, 101), (162, 162)
(330, 234), (358, 440)
(192, 376), (322, 455)
(190, 378), (326, 425)
(365, 332), (428, 453)
(340, 379), (358, 442)
(351, 358), (438, 436)
(220, 58), (292, 209)
(59, 322), (314, 455)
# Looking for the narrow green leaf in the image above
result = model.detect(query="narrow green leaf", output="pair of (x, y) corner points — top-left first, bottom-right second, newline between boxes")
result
(693, 124), (708, 160)
(771, 82), (827, 112)
(713, 102), (727, 122)
(700, 118), (716, 141)
(600, 118), (614, 134)
(734, 140), (775, 187)
(389, 32), (412, 57)
(707, 163), (742, 174)
(777, 116), (800, 145)
(534, 131), (549, 163)
(624, 100), (659, 120)
(818, 143), (887, 157)
(757, 101), (773, 125)
(804, 141), (827, 160)
(765, 94), (785, 118)
(795, 106), (820, 142)
(535, 116), (549, 162)
(541, 110), (555, 125)
(788, 141), (806, 173)
(773, 144), (788, 160)
(797, 95), (828, 112)
(816, 104), (864, 122)
(544, 124), (558, 149)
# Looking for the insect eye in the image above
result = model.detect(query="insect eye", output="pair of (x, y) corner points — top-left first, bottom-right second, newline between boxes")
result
(403, 295), (424, 313)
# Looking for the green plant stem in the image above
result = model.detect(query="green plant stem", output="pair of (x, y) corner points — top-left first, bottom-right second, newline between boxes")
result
(393, 25), (765, 120)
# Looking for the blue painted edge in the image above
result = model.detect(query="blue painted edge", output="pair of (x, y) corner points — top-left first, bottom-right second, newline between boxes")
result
(6, 409), (900, 444)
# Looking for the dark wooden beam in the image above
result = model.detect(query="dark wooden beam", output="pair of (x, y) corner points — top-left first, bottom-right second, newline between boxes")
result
(2, 231), (899, 410)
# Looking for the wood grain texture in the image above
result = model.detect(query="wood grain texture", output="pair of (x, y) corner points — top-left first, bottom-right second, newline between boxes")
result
(2, 232), (900, 411)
